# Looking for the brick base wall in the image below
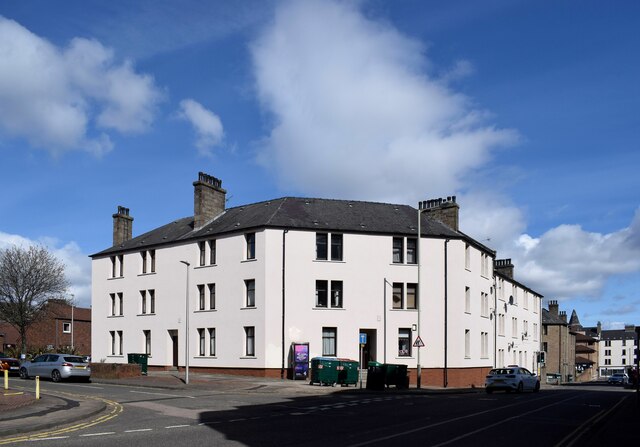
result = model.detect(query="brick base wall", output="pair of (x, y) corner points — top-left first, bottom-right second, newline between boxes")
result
(147, 365), (286, 379)
(146, 365), (490, 387)
(407, 367), (491, 388)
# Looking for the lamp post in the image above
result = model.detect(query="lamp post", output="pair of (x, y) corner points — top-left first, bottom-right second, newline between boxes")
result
(70, 294), (75, 353)
(179, 261), (190, 385)
(416, 203), (428, 389)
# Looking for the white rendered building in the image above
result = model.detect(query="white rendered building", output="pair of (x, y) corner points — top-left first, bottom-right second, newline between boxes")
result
(598, 326), (638, 377)
(91, 172), (542, 387)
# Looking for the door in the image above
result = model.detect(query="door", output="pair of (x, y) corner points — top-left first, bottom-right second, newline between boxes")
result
(30, 354), (47, 376)
(169, 330), (179, 367)
(360, 329), (377, 367)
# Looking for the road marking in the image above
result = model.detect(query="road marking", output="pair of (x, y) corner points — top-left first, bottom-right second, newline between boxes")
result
(166, 425), (190, 429)
(555, 395), (628, 447)
(27, 437), (69, 441)
(124, 428), (153, 433)
(0, 395), (123, 445)
(430, 394), (582, 447)
(69, 384), (104, 389)
(129, 390), (195, 399)
(80, 432), (116, 437)
(348, 394), (568, 447)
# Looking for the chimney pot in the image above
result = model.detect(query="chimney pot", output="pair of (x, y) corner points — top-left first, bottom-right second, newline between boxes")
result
(194, 172), (226, 229)
(112, 206), (133, 246)
(419, 195), (460, 231)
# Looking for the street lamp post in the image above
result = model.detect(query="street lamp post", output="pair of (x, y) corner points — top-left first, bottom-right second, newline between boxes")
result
(416, 204), (427, 389)
(179, 261), (190, 385)
(70, 294), (75, 353)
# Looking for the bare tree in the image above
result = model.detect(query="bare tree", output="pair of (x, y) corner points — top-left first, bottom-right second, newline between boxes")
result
(0, 245), (69, 354)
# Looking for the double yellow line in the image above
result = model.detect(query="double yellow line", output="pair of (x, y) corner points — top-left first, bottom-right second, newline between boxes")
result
(0, 392), (123, 445)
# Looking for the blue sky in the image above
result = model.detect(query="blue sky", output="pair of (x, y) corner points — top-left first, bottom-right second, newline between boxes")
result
(0, 0), (638, 329)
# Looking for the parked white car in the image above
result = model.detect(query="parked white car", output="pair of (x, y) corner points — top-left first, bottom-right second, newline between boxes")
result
(19, 354), (91, 382)
(485, 366), (540, 393)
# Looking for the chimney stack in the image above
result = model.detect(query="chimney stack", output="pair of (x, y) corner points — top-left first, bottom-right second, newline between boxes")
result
(193, 172), (226, 229)
(559, 311), (567, 323)
(494, 259), (514, 279)
(418, 196), (459, 231)
(548, 300), (559, 318)
(113, 206), (133, 246)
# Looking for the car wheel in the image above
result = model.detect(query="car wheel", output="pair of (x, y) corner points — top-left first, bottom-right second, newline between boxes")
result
(19, 367), (29, 379)
(534, 382), (540, 393)
(51, 370), (62, 383)
(517, 382), (524, 393)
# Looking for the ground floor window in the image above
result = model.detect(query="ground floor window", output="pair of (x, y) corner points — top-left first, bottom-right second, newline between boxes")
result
(144, 330), (151, 355)
(209, 328), (216, 356)
(322, 327), (337, 356)
(110, 331), (115, 355)
(245, 326), (255, 356)
(198, 328), (205, 356)
(398, 328), (412, 357)
(117, 330), (123, 355)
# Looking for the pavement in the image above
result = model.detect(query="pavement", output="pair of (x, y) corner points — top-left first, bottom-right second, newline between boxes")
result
(1, 372), (638, 443)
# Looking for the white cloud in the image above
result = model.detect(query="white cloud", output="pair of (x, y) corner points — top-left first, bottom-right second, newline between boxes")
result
(0, 16), (162, 156)
(461, 202), (640, 301)
(178, 99), (224, 156)
(0, 232), (91, 308)
(513, 210), (640, 299)
(251, 0), (517, 203)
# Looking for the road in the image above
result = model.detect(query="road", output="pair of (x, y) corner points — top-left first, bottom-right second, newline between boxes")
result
(1, 381), (636, 446)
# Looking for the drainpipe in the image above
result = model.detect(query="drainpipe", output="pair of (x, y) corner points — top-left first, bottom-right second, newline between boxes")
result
(281, 230), (288, 380)
(444, 239), (450, 388)
(493, 276), (497, 367)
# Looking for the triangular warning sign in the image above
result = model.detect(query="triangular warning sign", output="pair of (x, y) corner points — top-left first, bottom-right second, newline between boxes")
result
(413, 336), (425, 347)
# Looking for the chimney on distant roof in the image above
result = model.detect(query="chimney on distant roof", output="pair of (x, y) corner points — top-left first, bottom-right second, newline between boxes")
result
(193, 172), (226, 229)
(494, 259), (514, 279)
(418, 196), (459, 231)
(597, 321), (602, 336)
(624, 324), (635, 333)
(559, 311), (567, 323)
(113, 206), (133, 246)
(548, 300), (559, 318)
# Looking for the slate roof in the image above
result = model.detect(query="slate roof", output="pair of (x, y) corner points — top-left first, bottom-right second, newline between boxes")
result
(575, 332), (597, 343)
(600, 329), (637, 341)
(92, 197), (470, 258)
(569, 310), (581, 328)
(542, 308), (567, 325)
(575, 355), (595, 365)
(575, 345), (596, 354)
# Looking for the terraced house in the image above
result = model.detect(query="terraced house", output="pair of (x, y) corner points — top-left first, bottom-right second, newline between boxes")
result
(91, 172), (542, 387)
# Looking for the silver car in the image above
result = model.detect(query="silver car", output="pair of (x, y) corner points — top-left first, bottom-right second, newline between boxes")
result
(19, 354), (91, 382)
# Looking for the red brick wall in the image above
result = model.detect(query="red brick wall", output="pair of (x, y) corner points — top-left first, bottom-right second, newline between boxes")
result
(0, 302), (91, 355)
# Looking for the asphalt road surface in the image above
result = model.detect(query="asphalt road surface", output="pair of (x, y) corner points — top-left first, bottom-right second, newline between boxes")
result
(2, 381), (636, 447)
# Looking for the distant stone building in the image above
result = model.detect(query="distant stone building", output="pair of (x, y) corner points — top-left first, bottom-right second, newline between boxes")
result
(568, 310), (599, 382)
(541, 301), (576, 383)
(0, 300), (91, 355)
